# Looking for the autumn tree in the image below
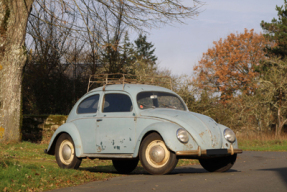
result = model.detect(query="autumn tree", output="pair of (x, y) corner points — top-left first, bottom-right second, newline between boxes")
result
(193, 29), (269, 101)
(0, 0), (202, 142)
(261, 0), (287, 58)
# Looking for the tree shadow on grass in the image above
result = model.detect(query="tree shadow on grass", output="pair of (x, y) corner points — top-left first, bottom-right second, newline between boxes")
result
(258, 167), (287, 187)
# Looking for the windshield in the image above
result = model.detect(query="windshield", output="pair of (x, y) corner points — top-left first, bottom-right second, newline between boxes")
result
(137, 91), (186, 111)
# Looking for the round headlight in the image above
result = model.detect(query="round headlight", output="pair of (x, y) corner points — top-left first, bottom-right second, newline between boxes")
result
(177, 128), (189, 143)
(224, 128), (236, 143)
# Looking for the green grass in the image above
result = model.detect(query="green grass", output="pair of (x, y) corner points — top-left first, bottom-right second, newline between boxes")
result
(238, 138), (287, 151)
(0, 142), (197, 191)
(0, 142), (118, 192)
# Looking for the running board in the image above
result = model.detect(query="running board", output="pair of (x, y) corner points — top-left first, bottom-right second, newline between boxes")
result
(79, 153), (134, 159)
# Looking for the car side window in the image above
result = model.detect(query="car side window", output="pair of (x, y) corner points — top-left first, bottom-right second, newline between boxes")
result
(77, 94), (99, 114)
(103, 93), (133, 113)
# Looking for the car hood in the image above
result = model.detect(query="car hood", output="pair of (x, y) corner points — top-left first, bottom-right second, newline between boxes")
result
(139, 109), (223, 148)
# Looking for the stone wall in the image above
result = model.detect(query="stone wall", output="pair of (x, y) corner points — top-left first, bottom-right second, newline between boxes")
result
(22, 115), (67, 144)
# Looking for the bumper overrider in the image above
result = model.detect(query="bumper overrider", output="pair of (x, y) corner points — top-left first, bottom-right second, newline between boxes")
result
(176, 145), (243, 157)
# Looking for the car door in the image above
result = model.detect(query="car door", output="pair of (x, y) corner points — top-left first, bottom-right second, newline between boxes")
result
(96, 92), (136, 154)
(73, 94), (100, 153)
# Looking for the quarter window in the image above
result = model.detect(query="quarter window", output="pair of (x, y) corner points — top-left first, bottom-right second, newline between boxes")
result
(77, 94), (99, 114)
(103, 93), (133, 112)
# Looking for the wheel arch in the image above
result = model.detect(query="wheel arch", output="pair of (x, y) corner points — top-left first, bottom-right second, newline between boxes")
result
(132, 122), (185, 158)
(46, 123), (84, 157)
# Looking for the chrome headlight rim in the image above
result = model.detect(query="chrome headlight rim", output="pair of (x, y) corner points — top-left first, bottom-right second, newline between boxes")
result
(224, 128), (236, 143)
(176, 128), (189, 144)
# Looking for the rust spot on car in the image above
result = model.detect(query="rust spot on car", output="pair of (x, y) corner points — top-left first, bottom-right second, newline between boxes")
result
(96, 146), (101, 152)
(212, 135), (219, 147)
(100, 142), (106, 150)
(184, 143), (193, 149)
(199, 132), (204, 137)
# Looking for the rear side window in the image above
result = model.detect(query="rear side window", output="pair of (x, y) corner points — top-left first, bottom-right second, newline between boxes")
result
(77, 94), (99, 114)
(103, 93), (133, 112)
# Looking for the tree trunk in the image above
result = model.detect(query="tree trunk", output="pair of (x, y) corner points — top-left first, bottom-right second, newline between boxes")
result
(276, 106), (286, 137)
(0, 0), (33, 142)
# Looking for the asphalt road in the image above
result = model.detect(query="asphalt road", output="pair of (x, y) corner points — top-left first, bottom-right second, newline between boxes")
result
(51, 151), (287, 192)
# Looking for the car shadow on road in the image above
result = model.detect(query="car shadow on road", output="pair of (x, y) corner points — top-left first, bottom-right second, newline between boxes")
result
(170, 166), (240, 175)
(79, 165), (240, 175)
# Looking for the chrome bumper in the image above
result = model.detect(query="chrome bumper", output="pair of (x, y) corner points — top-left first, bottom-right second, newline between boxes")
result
(176, 146), (243, 156)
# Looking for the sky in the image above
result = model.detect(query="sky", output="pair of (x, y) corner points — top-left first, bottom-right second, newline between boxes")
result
(147, 0), (284, 76)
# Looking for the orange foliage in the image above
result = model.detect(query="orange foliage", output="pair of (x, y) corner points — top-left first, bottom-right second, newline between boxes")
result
(193, 29), (270, 101)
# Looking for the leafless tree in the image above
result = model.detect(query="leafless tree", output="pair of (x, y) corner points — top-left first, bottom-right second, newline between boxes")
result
(0, 0), (203, 142)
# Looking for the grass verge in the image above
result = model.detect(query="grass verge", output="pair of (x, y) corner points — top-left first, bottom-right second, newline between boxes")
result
(0, 142), (197, 192)
(237, 133), (287, 151)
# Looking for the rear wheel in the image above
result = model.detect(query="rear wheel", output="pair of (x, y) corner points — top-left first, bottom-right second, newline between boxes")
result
(199, 154), (237, 172)
(112, 159), (139, 174)
(139, 133), (178, 175)
(55, 133), (82, 169)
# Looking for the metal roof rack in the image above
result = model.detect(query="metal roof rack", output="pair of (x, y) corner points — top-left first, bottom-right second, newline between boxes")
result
(87, 73), (172, 92)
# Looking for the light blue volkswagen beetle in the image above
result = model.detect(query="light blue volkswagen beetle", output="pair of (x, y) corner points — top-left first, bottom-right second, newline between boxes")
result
(45, 82), (242, 175)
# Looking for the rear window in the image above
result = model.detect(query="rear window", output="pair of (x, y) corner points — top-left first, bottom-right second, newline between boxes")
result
(77, 94), (99, 114)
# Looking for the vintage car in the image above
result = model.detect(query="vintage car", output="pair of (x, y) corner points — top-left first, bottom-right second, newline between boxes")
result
(45, 77), (242, 175)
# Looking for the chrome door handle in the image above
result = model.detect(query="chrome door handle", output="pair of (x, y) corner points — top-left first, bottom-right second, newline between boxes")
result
(97, 119), (102, 122)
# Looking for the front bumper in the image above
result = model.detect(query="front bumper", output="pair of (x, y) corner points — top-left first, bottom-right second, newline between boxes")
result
(176, 145), (243, 157)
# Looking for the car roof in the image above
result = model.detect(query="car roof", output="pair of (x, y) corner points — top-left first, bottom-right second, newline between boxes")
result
(89, 84), (174, 95)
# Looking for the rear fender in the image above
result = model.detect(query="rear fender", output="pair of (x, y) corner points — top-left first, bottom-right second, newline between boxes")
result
(46, 123), (84, 157)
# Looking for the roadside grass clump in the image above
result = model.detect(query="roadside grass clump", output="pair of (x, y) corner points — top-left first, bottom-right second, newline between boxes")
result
(237, 132), (287, 151)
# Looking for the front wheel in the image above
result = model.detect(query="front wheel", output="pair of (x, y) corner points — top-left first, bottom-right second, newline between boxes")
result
(112, 159), (139, 174)
(55, 133), (82, 169)
(199, 154), (237, 172)
(139, 133), (178, 175)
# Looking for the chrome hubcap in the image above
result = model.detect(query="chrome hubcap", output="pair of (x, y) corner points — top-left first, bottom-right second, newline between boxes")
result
(145, 140), (170, 168)
(59, 140), (74, 165)
(62, 144), (72, 160)
(149, 145), (165, 163)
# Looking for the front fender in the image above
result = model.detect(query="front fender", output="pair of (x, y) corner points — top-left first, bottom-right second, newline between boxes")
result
(217, 124), (239, 149)
(132, 122), (199, 157)
(46, 122), (84, 157)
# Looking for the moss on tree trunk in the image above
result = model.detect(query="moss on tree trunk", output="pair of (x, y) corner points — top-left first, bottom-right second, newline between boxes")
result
(0, 0), (33, 142)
